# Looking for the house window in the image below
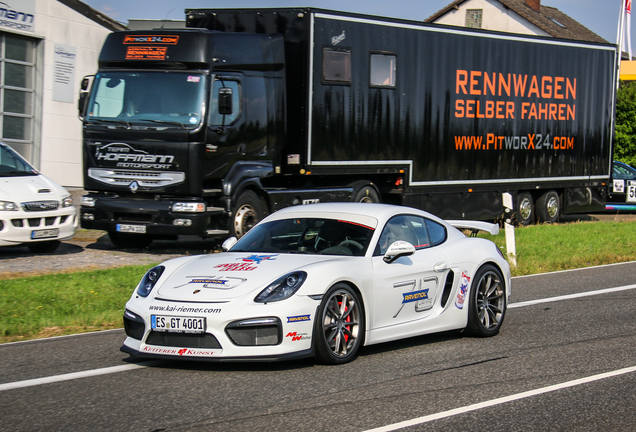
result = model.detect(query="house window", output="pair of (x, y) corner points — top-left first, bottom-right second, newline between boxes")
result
(323, 48), (351, 84)
(370, 53), (396, 88)
(1, 32), (36, 160)
(466, 9), (483, 29)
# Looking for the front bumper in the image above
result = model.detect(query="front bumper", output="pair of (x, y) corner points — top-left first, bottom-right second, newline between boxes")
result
(0, 206), (77, 246)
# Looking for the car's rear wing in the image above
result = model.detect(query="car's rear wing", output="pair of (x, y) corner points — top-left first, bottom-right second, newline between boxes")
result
(446, 220), (500, 236)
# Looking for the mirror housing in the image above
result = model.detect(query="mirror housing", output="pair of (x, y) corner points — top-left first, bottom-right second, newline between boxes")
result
(383, 241), (415, 263)
(222, 237), (238, 251)
(218, 87), (233, 115)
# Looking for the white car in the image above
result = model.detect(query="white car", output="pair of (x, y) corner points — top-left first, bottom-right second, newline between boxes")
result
(122, 202), (511, 364)
(0, 141), (77, 253)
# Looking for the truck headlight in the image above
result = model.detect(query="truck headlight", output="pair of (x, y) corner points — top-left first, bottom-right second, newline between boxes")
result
(81, 196), (96, 207)
(172, 202), (206, 212)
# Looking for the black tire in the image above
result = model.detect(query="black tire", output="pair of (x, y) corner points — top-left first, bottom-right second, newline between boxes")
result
(314, 283), (365, 365)
(536, 190), (560, 223)
(465, 264), (506, 337)
(27, 240), (61, 254)
(232, 190), (265, 238)
(516, 192), (534, 226)
(352, 185), (381, 203)
(108, 232), (153, 249)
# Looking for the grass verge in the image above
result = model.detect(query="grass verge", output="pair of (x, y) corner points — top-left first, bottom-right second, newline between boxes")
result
(1, 220), (635, 343)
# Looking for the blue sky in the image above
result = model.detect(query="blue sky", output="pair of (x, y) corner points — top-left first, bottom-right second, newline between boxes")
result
(83, 0), (624, 44)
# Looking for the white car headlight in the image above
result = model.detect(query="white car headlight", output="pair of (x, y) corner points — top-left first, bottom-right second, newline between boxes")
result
(255, 271), (307, 303)
(62, 195), (73, 207)
(137, 265), (165, 297)
(0, 200), (19, 211)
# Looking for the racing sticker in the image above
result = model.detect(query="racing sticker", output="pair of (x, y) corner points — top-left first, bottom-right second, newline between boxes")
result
(214, 255), (278, 271)
(286, 332), (310, 342)
(175, 276), (246, 290)
(287, 314), (311, 323)
(455, 270), (471, 309)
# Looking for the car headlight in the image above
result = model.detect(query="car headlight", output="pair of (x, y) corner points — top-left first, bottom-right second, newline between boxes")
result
(137, 265), (165, 297)
(62, 195), (73, 208)
(0, 201), (19, 211)
(255, 271), (307, 303)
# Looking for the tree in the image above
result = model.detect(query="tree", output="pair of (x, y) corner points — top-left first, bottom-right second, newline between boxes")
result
(614, 81), (636, 167)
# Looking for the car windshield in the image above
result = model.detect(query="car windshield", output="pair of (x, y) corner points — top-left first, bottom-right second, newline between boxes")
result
(231, 218), (375, 257)
(0, 144), (37, 177)
(86, 72), (206, 128)
(613, 162), (636, 179)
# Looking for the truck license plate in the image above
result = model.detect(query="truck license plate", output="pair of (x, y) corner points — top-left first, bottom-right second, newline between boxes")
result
(151, 315), (206, 333)
(31, 228), (59, 239)
(116, 224), (146, 233)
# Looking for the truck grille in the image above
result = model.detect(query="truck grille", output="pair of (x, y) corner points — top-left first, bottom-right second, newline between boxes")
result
(88, 168), (185, 188)
(22, 201), (59, 212)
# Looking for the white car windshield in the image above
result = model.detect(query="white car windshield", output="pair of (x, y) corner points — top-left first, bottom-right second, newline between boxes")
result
(231, 218), (375, 257)
(0, 144), (37, 177)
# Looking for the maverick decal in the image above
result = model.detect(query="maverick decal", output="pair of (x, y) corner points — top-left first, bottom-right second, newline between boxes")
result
(93, 142), (175, 170)
(286, 332), (310, 342)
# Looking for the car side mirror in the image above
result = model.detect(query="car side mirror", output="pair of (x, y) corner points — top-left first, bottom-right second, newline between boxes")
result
(218, 87), (233, 115)
(222, 237), (238, 251)
(383, 241), (415, 263)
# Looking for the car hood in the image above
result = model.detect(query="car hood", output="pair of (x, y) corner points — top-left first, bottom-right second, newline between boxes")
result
(0, 174), (68, 202)
(155, 252), (345, 302)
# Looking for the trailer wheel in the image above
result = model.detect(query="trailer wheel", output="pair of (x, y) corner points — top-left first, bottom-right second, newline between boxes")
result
(353, 185), (380, 203)
(232, 190), (264, 238)
(516, 192), (534, 226)
(536, 190), (560, 223)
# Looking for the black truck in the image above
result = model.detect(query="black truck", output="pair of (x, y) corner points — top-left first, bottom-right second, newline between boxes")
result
(78, 8), (617, 248)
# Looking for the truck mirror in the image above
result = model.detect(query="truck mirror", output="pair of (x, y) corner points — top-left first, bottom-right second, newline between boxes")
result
(78, 92), (88, 117)
(81, 77), (91, 91)
(218, 87), (233, 115)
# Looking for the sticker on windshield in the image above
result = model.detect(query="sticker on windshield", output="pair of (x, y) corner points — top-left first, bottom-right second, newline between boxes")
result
(187, 76), (200, 83)
(189, 117), (198, 124)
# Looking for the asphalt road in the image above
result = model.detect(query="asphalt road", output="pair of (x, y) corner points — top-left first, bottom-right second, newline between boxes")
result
(1, 262), (635, 431)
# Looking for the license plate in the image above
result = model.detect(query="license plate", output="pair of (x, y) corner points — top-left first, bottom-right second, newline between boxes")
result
(31, 228), (59, 239)
(117, 224), (146, 233)
(151, 315), (206, 334)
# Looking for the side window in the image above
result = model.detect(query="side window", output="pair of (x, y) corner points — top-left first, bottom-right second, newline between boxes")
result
(425, 219), (447, 246)
(376, 215), (429, 255)
(323, 48), (351, 84)
(90, 76), (125, 118)
(209, 79), (240, 126)
(370, 53), (396, 88)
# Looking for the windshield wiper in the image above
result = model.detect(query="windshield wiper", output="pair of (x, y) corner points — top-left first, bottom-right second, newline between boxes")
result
(88, 119), (131, 128)
(139, 119), (186, 129)
(0, 170), (37, 177)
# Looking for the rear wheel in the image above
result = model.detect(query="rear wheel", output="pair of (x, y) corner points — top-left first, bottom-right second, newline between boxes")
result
(465, 264), (506, 337)
(314, 283), (365, 365)
(27, 240), (61, 254)
(536, 190), (560, 223)
(353, 185), (380, 203)
(232, 190), (265, 238)
(108, 232), (153, 249)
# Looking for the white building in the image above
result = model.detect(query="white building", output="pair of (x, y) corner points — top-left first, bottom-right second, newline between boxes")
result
(1, 0), (125, 187)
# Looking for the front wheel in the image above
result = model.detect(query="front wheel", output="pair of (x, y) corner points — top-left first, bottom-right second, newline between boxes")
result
(465, 264), (506, 337)
(231, 190), (265, 238)
(314, 283), (365, 365)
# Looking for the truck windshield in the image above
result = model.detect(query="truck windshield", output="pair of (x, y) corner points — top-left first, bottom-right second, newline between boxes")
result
(86, 72), (206, 128)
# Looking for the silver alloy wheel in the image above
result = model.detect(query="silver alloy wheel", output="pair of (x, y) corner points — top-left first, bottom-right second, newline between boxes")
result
(519, 196), (532, 222)
(321, 289), (361, 357)
(546, 195), (559, 219)
(475, 269), (505, 331)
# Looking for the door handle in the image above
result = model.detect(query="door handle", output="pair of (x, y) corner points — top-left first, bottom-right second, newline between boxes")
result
(434, 261), (448, 272)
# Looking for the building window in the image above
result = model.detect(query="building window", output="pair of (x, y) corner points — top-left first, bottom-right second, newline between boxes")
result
(370, 53), (396, 88)
(465, 9), (483, 29)
(0, 32), (36, 160)
(323, 48), (351, 84)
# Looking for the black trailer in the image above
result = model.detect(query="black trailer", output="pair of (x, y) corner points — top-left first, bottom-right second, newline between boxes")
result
(79, 8), (617, 247)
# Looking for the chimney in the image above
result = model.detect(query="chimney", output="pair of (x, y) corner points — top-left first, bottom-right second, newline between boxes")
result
(526, 0), (541, 12)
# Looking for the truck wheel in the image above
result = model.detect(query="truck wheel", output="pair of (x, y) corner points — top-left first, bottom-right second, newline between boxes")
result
(353, 185), (380, 203)
(27, 240), (61, 254)
(536, 190), (560, 223)
(232, 190), (264, 238)
(108, 232), (153, 249)
(516, 192), (534, 225)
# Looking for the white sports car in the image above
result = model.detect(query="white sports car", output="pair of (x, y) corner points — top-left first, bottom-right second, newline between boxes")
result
(122, 203), (511, 364)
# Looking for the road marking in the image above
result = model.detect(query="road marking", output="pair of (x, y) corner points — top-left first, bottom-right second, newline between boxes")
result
(365, 365), (636, 432)
(508, 284), (636, 309)
(0, 362), (155, 392)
